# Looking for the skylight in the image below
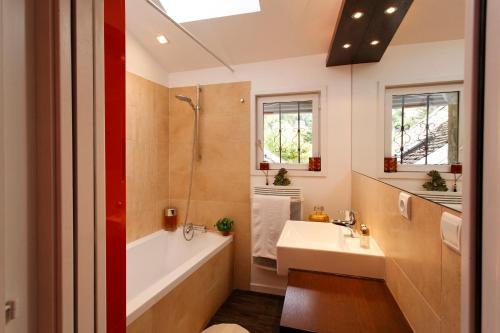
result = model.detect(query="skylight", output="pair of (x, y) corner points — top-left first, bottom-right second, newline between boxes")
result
(158, 0), (261, 23)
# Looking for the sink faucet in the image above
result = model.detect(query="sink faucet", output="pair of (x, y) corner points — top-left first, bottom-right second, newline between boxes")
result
(331, 210), (358, 238)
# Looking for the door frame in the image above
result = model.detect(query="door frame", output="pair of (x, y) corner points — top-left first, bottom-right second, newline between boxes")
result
(0, 0), (5, 329)
(34, 0), (75, 331)
(482, 0), (500, 331)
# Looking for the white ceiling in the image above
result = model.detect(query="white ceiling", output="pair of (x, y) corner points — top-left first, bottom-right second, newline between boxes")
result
(392, 0), (465, 45)
(126, 0), (465, 73)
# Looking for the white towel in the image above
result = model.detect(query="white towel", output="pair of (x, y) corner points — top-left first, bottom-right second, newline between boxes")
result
(251, 195), (290, 260)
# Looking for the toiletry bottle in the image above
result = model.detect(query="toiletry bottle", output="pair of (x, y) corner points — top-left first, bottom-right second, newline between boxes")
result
(164, 208), (177, 231)
(360, 224), (370, 249)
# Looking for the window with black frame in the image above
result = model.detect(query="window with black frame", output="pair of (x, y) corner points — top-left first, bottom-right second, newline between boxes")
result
(391, 91), (460, 166)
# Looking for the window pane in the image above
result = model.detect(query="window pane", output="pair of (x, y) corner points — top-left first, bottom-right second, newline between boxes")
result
(391, 96), (403, 157)
(262, 100), (315, 165)
(299, 102), (313, 164)
(426, 92), (459, 165)
(280, 102), (300, 164)
(263, 103), (281, 163)
(391, 91), (460, 166)
(400, 94), (428, 164)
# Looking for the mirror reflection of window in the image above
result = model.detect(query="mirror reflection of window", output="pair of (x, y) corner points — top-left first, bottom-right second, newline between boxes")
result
(387, 86), (461, 168)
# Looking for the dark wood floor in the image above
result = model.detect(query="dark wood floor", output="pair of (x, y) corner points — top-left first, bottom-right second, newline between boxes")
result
(207, 290), (285, 333)
(281, 270), (412, 333)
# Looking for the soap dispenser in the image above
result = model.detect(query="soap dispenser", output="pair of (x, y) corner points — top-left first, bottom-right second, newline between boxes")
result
(360, 224), (370, 249)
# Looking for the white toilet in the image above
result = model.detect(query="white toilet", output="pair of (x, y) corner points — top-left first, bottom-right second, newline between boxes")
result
(202, 324), (249, 333)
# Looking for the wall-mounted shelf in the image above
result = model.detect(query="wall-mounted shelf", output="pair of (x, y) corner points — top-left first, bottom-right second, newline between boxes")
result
(326, 0), (413, 67)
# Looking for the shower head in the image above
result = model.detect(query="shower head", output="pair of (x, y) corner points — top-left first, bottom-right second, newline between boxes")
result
(175, 94), (195, 110)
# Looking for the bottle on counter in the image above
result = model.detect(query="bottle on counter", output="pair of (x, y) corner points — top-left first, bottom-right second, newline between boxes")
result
(308, 205), (330, 222)
(360, 224), (370, 249)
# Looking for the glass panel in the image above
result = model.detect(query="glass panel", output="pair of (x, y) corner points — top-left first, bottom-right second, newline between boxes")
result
(391, 96), (403, 157)
(299, 101), (313, 164)
(400, 94), (428, 164)
(262, 99), (315, 165)
(263, 103), (281, 163)
(280, 102), (299, 164)
(391, 91), (460, 165)
(427, 92), (459, 165)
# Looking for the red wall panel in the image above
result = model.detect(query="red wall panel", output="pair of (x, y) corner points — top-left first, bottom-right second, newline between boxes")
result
(104, 0), (126, 332)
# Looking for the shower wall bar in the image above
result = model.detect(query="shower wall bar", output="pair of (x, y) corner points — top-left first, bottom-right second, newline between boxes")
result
(146, 0), (235, 72)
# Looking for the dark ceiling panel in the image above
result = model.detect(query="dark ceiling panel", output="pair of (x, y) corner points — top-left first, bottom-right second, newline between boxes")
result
(326, 0), (413, 67)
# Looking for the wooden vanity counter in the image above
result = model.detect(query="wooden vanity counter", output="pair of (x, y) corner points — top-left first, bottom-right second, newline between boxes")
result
(280, 270), (412, 333)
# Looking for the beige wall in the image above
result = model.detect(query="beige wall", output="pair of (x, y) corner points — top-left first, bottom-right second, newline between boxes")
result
(126, 72), (170, 243)
(127, 243), (233, 333)
(352, 172), (461, 333)
(169, 82), (251, 290)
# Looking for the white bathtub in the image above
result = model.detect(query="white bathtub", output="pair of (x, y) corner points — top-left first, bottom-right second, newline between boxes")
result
(126, 228), (233, 325)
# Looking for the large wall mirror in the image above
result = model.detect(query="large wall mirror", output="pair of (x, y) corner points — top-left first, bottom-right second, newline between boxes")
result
(351, 0), (465, 211)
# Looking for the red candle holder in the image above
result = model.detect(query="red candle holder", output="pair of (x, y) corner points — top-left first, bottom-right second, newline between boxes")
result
(384, 157), (397, 173)
(308, 157), (321, 171)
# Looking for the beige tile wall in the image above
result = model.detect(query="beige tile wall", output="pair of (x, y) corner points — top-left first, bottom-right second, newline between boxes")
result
(127, 242), (233, 333)
(169, 82), (251, 290)
(126, 72), (170, 243)
(351, 172), (461, 333)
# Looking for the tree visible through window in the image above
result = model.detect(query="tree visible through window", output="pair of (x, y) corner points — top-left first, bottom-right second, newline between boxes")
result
(263, 101), (313, 164)
(391, 91), (459, 165)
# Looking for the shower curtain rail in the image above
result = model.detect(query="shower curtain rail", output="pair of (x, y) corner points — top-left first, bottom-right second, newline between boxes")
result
(146, 0), (235, 73)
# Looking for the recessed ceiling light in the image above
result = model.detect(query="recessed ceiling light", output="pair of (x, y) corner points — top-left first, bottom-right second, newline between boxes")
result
(384, 6), (398, 14)
(370, 40), (380, 46)
(343, 43), (351, 49)
(156, 35), (169, 44)
(351, 11), (364, 19)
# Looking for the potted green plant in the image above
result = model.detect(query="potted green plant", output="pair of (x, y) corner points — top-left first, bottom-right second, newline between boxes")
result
(215, 217), (234, 236)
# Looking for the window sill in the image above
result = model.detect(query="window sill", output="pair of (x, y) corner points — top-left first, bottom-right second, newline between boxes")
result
(251, 169), (327, 178)
(378, 170), (457, 181)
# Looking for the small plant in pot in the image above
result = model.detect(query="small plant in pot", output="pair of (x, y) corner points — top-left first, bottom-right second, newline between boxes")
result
(215, 217), (234, 236)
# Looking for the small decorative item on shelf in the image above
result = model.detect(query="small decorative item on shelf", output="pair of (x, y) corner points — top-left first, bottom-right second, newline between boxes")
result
(423, 170), (449, 191)
(308, 206), (330, 222)
(259, 161), (270, 185)
(215, 217), (234, 236)
(384, 156), (398, 173)
(450, 163), (463, 192)
(308, 157), (321, 171)
(273, 168), (291, 186)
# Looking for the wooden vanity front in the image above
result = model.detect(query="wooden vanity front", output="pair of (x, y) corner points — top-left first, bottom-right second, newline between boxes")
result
(280, 270), (412, 333)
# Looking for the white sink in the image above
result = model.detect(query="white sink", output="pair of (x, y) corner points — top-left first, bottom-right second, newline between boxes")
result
(276, 220), (385, 279)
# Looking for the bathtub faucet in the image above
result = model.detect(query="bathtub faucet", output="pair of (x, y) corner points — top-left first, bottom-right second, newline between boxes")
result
(185, 223), (208, 234)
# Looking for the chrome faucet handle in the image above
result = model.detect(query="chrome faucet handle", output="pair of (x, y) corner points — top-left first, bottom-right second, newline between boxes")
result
(192, 224), (208, 233)
(348, 210), (356, 225)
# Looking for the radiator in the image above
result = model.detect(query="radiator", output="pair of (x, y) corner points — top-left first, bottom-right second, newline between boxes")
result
(252, 185), (303, 220)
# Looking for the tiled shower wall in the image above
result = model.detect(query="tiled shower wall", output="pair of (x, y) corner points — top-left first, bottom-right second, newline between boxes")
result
(351, 172), (461, 333)
(126, 72), (170, 243)
(169, 82), (251, 290)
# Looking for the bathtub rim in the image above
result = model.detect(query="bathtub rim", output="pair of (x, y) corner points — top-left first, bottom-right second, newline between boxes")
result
(126, 229), (233, 326)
